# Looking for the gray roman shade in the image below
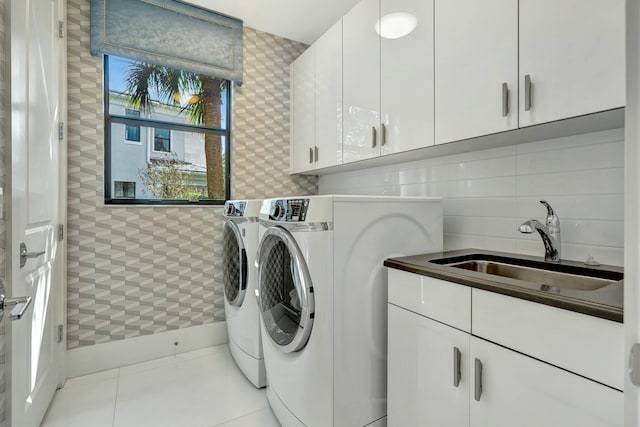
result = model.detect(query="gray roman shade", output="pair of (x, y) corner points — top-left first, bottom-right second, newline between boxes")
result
(90, 0), (243, 84)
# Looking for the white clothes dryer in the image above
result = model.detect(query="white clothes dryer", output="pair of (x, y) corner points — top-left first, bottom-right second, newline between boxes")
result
(255, 195), (443, 426)
(223, 199), (266, 388)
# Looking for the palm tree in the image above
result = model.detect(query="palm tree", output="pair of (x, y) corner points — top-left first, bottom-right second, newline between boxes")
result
(124, 62), (226, 199)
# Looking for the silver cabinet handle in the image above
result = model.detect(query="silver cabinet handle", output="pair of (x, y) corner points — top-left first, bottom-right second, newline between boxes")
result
(372, 126), (377, 148)
(20, 242), (45, 269)
(0, 279), (32, 321)
(453, 347), (462, 388)
(314, 146), (319, 163)
(474, 358), (483, 401)
(381, 123), (387, 146)
(309, 147), (313, 164)
(502, 82), (509, 117)
(524, 74), (532, 111)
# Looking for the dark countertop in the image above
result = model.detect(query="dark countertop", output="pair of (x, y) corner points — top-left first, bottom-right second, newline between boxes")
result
(384, 249), (624, 323)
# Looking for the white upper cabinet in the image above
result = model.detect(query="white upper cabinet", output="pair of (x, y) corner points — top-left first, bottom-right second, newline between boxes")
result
(435, 0), (518, 145)
(518, 0), (625, 127)
(380, 0), (435, 154)
(291, 0), (624, 174)
(343, 0), (381, 163)
(314, 20), (343, 169)
(291, 46), (315, 173)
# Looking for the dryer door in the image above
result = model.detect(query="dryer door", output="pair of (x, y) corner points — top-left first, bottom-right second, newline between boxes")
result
(223, 220), (248, 306)
(256, 226), (315, 353)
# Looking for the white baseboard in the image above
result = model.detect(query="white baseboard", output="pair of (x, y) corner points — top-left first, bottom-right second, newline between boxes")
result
(66, 322), (228, 378)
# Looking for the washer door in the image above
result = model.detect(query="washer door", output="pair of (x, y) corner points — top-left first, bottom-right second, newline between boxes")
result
(256, 226), (314, 353)
(222, 220), (248, 306)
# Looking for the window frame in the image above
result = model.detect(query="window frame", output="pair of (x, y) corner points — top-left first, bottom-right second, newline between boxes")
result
(103, 55), (232, 206)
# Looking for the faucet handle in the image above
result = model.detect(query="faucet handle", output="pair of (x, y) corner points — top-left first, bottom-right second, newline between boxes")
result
(539, 200), (554, 216)
(539, 200), (560, 230)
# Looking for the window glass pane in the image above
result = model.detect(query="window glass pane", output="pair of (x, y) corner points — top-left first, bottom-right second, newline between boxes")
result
(110, 123), (227, 200)
(153, 128), (171, 152)
(106, 54), (230, 203)
(107, 55), (228, 128)
(114, 181), (136, 198)
(125, 109), (140, 142)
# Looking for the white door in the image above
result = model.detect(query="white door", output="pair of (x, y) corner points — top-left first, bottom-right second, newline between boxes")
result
(625, 1), (640, 425)
(342, 0), (380, 163)
(380, 0), (434, 155)
(434, 0), (518, 145)
(387, 304), (469, 427)
(519, 0), (625, 127)
(470, 336), (623, 427)
(9, 0), (66, 425)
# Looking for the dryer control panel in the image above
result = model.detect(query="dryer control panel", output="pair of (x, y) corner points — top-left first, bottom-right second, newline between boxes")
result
(269, 199), (309, 222)
(224, 201), (247, 217)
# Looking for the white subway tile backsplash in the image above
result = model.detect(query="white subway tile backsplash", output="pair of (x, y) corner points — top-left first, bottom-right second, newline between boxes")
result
(515, 218), (624, 248)
(438, 144), (516, 163)
(445, 177), (516, 198)
(516, 239), (623, 267)
(398, 167), (430, 186)
(517, 140), (623, 175)
(444, 198), (517, 218)
(516, 195), (624, 221)
(399, 183), (430, 197)
(559, 219), (624, 248)
(515, 128), (624, 154)
(516, 168), (623, 196)
(444, 216), (519, 239)
(443, 156), (517, 181)
(319, 129), (624, 265)
(558, 243), (624, 267)
(444, 234), (518, 253)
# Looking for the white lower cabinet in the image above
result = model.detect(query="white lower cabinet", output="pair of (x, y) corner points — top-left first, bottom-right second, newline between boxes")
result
(388, 304), (469, 427)
(470, 336), (623, 427)
(387, 271), (623, 427)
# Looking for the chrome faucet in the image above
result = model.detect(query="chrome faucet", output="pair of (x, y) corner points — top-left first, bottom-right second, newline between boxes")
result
(518, 200), (561, 263)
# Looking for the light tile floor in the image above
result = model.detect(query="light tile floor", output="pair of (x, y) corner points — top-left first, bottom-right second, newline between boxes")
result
(40, 345), (280, 427)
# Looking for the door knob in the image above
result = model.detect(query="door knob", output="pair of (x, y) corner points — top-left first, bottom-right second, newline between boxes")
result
(20, 242), (45, 268)
(0, 279), (31, 321)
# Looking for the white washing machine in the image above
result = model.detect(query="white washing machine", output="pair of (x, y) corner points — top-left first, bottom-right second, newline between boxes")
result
(255, 195), (443, 426)
(222, 199), (266, 388)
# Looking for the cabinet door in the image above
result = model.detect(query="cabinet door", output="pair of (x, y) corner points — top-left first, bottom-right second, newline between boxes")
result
(343, 0), (380, 163)
(315, 20), (343, 169)
(380, 0), (434, 155)
(434, 0), (518, 145)
(291, 46), (315, 173)
(388, 304), (469, 427)
(519, 0), (625, 127)
(470, 336), (623, 427)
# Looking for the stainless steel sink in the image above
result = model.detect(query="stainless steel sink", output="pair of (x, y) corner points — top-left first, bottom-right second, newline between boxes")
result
(447, 260), (615, 292)
(427, 252), (624, 309)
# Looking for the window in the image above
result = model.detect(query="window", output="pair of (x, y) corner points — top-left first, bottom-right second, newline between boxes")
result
(153, 128), (171, 152)
(125, 109), (140, 142)
(114, 181), (136, 198)
(104, 55), (231, 205)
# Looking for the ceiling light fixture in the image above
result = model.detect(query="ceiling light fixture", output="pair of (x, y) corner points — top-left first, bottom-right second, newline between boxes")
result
(375, 12), (418, 39)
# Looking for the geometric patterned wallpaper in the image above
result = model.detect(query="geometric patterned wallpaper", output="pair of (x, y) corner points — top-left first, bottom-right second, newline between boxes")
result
(66, 0), (317, 349)
(233, 27), (317, 200)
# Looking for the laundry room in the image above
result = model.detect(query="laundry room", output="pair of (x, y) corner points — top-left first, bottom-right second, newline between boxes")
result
(1, 0), (639, 426)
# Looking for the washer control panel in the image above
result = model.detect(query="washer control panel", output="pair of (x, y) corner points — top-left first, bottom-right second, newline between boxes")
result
(224, 201), (247, 217)
(269, 199), (309, 222)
